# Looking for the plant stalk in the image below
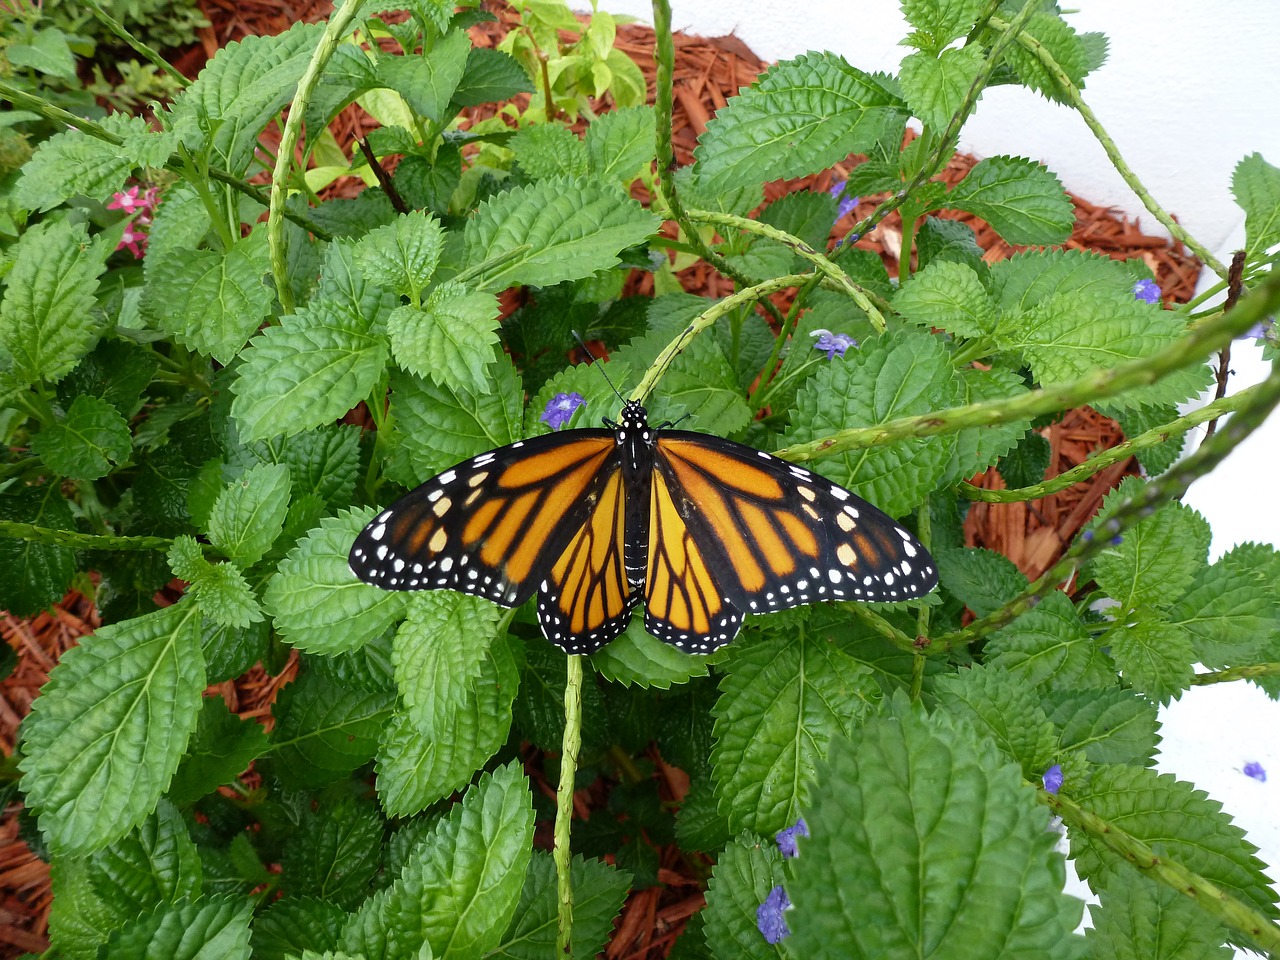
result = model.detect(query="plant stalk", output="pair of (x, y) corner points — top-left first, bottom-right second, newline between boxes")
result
(555, 654), (585, 955)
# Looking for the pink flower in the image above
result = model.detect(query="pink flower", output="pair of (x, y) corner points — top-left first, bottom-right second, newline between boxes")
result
(108, 184), (161, 221)
(118, 222), (148, 259)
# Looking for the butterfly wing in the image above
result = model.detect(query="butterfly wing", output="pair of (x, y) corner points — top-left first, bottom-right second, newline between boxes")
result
(652, 432), (938, 617)
(348, 431), (619, 609)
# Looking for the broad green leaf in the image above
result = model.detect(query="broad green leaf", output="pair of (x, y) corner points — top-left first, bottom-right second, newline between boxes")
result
(985, 590), (1114, 692)
(83, 800), (202, 919)
(189, 560), (265, 629)
(492, 852), (631, 960)
(103, 897), (252, 960)
(208, 463), (292, 567)
(461, 176), (660, 291)
(19, 602), (205, 855)
(31, 394), (132, 481)
(898, 46), (984, 129)
(591, 615), (713, 688)
(711, 632), (877, 835)
(932, 664), (1058, 778)
(48, 856), (122, 959)
(0, 220), (108, 386)
(915, 216), (986, 274)
(945, 155), (1074, 246)
(586, 105), (656, 183)
(167, 697), (269, 805)
(694, 52), (906, 195)
(1114, 404), (1185, 477)
(944, 365), (1030, 484)
(376, 29), (471, 123)
(264, 509), (408, 654)
(1070, 765), (1279, 921)
(6, 25), (76, 77)
(1084, 879), (1232, 960)
(451, 46), (534, 107)
(354, 210), (445, 297)
(1048, 686), (1160, 767)
(251, 424), (362, 507)
(377, 635), (519, 816)
(340, 762), (534, 960)
(302, 43), (382, 151)
(1000, 12), (1093, 104)
(900, 0), (987, 49)
(271, 668), (395, 789)
(674, 776), (734, 855)
(1101, 611), (1194, 705)
(784, 328), (958, 517)
(935, 547), (1027, 617)
(387, 282), (501, 394)
(394, 592), (501, 721)
(56, 337), (159, 420)
(997, 429), (1051, 489)
(1169, 542), (1280, 667)
(509, 123), (588, 179)
(252, 897), (346, 960)
(893, 259), (997, 338)
(280, 794), (384, 909)
(1233, 152), (1280, 260)
(787, 696), (1086, 959)
(1085, 477), (1211, 610)
(702, 836), (786, 960)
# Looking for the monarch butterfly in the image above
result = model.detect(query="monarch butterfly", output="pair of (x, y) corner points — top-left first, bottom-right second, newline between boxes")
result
(348, 399), (937, 655)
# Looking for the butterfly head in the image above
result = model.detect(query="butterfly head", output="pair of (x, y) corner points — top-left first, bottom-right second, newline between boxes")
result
(618, 400), (649, 434)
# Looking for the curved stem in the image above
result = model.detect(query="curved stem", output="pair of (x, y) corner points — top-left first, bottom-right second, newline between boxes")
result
(81, 0), (189, 86)
(555, 654), (585, 955)
(1191, 663), (1280, 687)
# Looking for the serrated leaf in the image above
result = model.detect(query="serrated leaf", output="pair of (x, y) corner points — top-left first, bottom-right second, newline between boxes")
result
(998, 429), (1051, 488)
(191, 560), (265, 629)
(208, 462), (292, 567)
(377, 636), (518, 816)
(103, 897), (252, 960)
(0, 219), (107, 386)
(340, 762), (534, 960)
(694, 52), (905, 195)
(674, 775), (734, 854)
(387, 283), (501, 394)
(702, 836), (785, 960)
(510, 123), (588, 179)
(1233, 152), (1280, 260)
(1101, 611), (1194, 705)
(946, 365), (1030, 483)
(1169, 542), (1280, 667)
(0, 487), (77, 616)
(48, 856), (118, 959)
(711, 632), (877, 835)
(451, 46), (534, 107)
(898, 46), (984, 129)
(492, 852), (631, 960)
(985, 590), (1114, 692)
(167, 697), (269, 805)
(16, 114), (171, 211)
(1069, 764), (1279, 921)
(989, 247), (1136, 314)
(915, 216), (986, 273)
(354, 210), (445, 297)
(935, 546), (1027, 617)
(31, 394), (132, 481)
(281, 794), (384, 909)
(253, 424), (362, 507)
(57, 337), (158, 420)
(1048, 686), (1160, 767)
(1084, 879), (1232, 960)
(84, 800), (202, 920)
(783, 328), (958, 517)
(1114, 404), (1185, 477)
(265, 509), (408, 654)
(945, 155), (1074, 245)
(394, 592), (501, 721)
(252, 897), (346, 960)
(932, 664), (1058, 778)
(586, 105), (656, 183)
(900, 0), (987, 49)
(271, 668), (395, 789)
(19, 602), (205, 855)
(786, 695), (1086, 959)
(461, 177), (660, 291)
(1001, 12), (1092, 104)
(590, 615), (712, 688)
(892, 259), (997, 338)
(302, 43), (382, 151)
(376, 29), (471, 123)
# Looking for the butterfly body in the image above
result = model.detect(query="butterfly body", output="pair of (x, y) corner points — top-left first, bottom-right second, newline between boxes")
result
(349, 400), (937, 655)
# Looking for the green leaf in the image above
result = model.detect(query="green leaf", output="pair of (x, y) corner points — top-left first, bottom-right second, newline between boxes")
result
(492, 852), (631, 960)
(985, 590), (1114, 692)
(56, 337), (159, 420)
(990, 248), (1134, 314)
(31, 394), (132, 481)
(208, 463), (292, 567)
(375, 29), (471, 124)
(189, 560), (265, 629)
(387, 282), (501, 394)
(1084, 879), (1232, 960)
(1085, 477), (1211, 610)
(898, 46), (984, 130)
(302, 43), (382, 150)
(103, 897), (252, 960)
(1233, 152), (1280, 260)
(251, 424), (362, 508)
(394, 592), (501, 722)
(509, 123), (589, 179)
(787, 695), (1086, 959)
(1070, 765), (1279, 921)
(83, 800), (202, 919)
(590, 616), (713, 688)
(1101, 611), (1194, 705)
(461, 177), (660, 291)
(1114, 404), (1185, 477)
(252, 898), (346, 960)
(167, 697), (269, 805)
(1048, 686), (1160, 767)
(932, 664), (1058, 778)
(702, 836), (786, 960)
(0, 220), (108, 386)
(997, 429), (1051, 489)
(694, 52), (906, 195)
(271, 667), (395, 789)
(6, 25), (76, 77)
(340, 762), (534, 960)
(1000, 12), (1093, 104)
(48, 856), (118, 959)
(784, 328), (957, 517)
(265, 509), (408, 654)
(915, 216), (986, 274)
(945, 365), (1030, 484)
(892, 259), (997, 338)
(377, 634), (519, 816)
(900, 0), (987, 49)
(711, 632), (877, 835)
(945, 155), (1074, 245)
(354, 210), (445, 297)
(935, 546), (1027, 617)
(586, 105), (656, 183)
(281, 793), (384, 909)
(19, 602), (205, 855)
(451, 46), (534, 107)
(1169, 542), (1280, 667)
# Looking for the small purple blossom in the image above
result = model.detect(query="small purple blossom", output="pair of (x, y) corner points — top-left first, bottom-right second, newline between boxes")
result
(540, 392), (585, 431)
(757, 885), (792, 944)
(1243, 761), (1267, 782)
(1109, 534), (1123, 546)
(1238, 316), (1275, 341)
(1042, 764), (1064, 795)
(828, 180), (859, 220)
(775, 819), (809, 858)
(811, 329), (857, 360)
(1132, 278), (1161, 305)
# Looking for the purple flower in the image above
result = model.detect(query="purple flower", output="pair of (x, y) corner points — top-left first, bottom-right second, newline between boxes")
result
(775, 818), (809, 858)
(828, 180), (859, 220)
(1238, 316), (1275, 341)
(540, 392), (585, 431)
(811, 329), (857, 360)
(757, 885), (792, 944)
(1042, 764), (1063, 794)
(1132, 278), (1161, 304)
(1243, 761), (1267, 782)
(1109, 534), (1123, 546)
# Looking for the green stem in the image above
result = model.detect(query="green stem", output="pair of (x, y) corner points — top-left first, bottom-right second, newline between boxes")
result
(1042, 788), (1280, 956)
(0, 521), (172, 552)
(988, 15), (1226, 277)
(1191, 663), (1280, 686)
(959, 386), (1255, 503)
(556, 654), (584, 956)
(269, 0), (369, 314)
(81, 0), (189, 86)
(848, 603), (919, 653)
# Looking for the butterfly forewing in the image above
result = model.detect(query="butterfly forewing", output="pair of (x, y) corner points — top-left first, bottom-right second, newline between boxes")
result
(653, 433), (938, 615)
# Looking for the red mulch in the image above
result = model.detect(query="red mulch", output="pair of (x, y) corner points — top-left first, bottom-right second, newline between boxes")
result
(0, 2), (1201, 955)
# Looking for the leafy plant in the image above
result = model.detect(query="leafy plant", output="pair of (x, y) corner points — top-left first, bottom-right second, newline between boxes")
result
(2, 0), (1280, 958)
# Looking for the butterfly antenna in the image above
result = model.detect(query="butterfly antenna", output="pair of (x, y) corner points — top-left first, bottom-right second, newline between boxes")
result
(571, 329), (627, 405)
